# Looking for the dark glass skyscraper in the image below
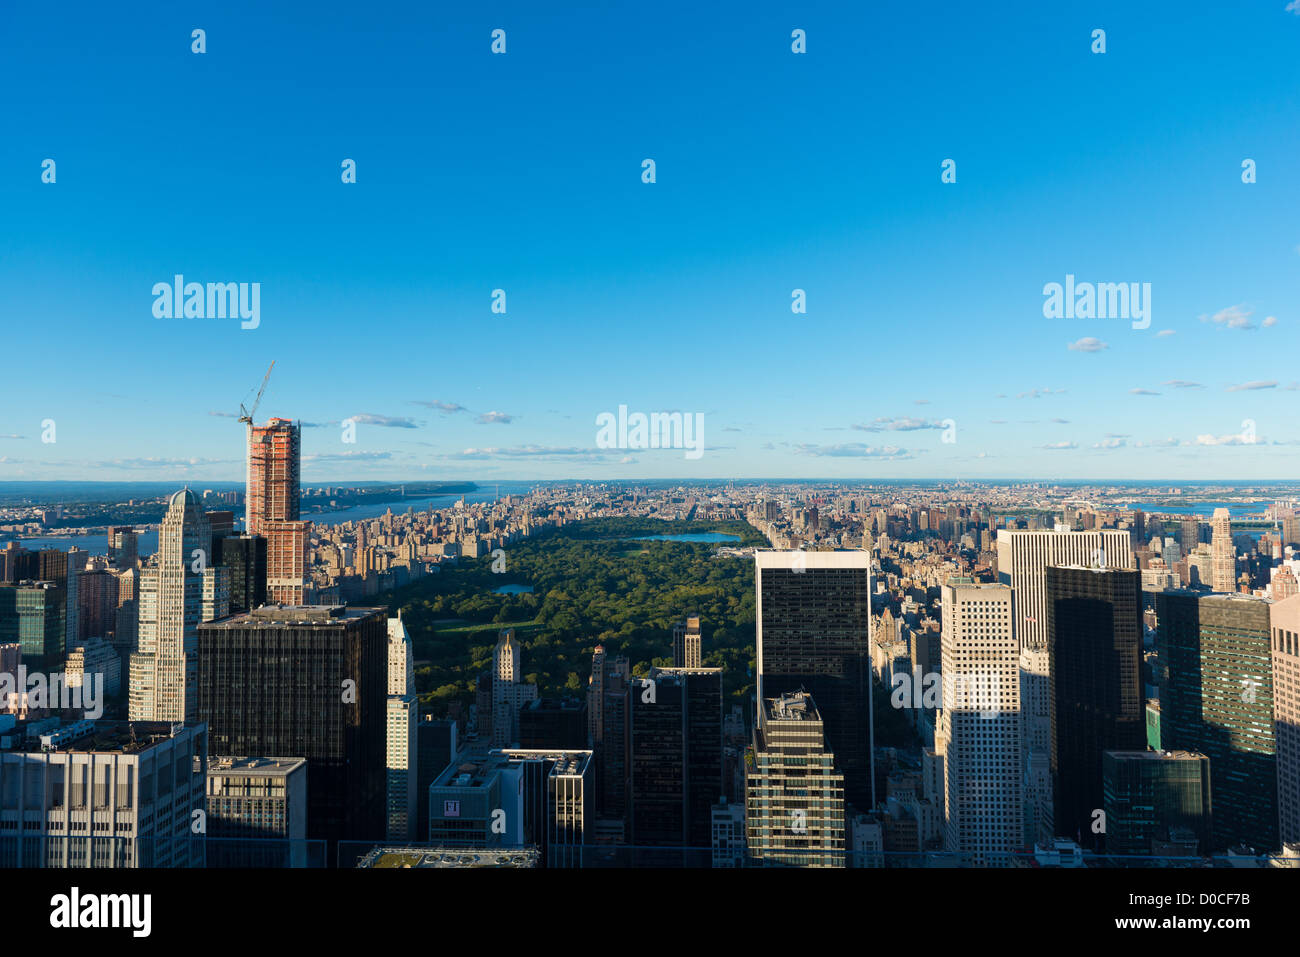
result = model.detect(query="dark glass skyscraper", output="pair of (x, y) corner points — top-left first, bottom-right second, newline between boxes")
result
(221, 534), (268, 614)
(196, 605), (387, 849)
(0, 581), (65, 668)
(1046, 565), (1145, 847)
(755, 551), (873, 807)
(519, 697), (588, 750)
(1101, 749), (1212, 856)
(1157, 591), (1277, 851)
(628, 667), (722, 855)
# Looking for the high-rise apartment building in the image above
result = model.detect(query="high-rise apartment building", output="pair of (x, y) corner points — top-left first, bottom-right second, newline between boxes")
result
(939, 580), (1023, 865)
(107, 527), (139, 571)
(386, 695), (419, 842)
(388, 613), (414, 697)
(745, 691), (846, 868)
(672, 615), (703, 669)
(264, 520), (309, 606)
(76, 565), (119, 642)
(0, 544), (38, 584)
(246, 418), (301, 535)
(1046, 566), (1145, 847)
(384, 614), (417, 841)
(755, 550), (873, 807)
(246, 418), (308, 605)
(1210, 508), (1237, 593)
(1158, 591), (1277, 851)
(491, 628), (537, 747)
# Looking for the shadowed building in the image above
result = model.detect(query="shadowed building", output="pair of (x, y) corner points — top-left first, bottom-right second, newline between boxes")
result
(1046, 565), (1145, 848)
(197, 605), (387, 849)
(755, 550), (873, 808)
(745, 691), (845, 867)
(1158, 591), (1277, 851)
(1101, 750), (1211, 857)
(628, 667), (722, 856)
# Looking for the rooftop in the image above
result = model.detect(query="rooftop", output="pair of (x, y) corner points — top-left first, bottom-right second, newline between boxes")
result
(358, 846), (539, 869)
(766, 691), (821, 722)
(34, 721), (197, 755)
(203, 604), (385, 627)
(208, 756), (306, 776)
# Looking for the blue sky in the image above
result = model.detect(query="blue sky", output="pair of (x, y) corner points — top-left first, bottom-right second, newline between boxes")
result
(2, 0), (1298, 483)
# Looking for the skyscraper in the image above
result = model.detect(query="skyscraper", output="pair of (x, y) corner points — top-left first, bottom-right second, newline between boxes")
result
(491, 628), (538, 747)
(385, 614), (417, 841)
(130, 489), (225, 723)
(1271, 594), (1300, 847)
(1046, 565), (1145, 848)
(246, 418), (308, 605)
(672, 615), (703, 668)
(106, 526), (139, 571)
(246, 418), (301, 535)
(589, 649), (632, 839)
(628, 666), (723, 854)
(196, 604), (388, 847)
(1210, 508), (1237, 593)
(221, 534), (267, 613)
(38, 548), (85, 652)
(0, 544), (38, 584)
(1101, 750), (1212, 857)
(494, 748), (593, 868)
(264, 520), (309, 606)
(1158, 591), (1277, 851)
(0, 581), (65, 670)
(745, 691), (846, 868)
(1018, 645), (1052, 845)
(0, 722), (207, 868)
(755, 550), (873, 807)
(939, 580), (1023, 865)
(996, 528), (1134, 650)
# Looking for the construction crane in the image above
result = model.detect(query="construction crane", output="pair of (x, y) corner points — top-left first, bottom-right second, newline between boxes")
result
(239, 361), (275, 425)
(239, 361), (275, 533)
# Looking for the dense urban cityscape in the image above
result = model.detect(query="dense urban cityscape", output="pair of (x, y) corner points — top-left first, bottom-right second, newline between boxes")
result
(8, 0), (1298, 940)
(2, 415), (1298, 875)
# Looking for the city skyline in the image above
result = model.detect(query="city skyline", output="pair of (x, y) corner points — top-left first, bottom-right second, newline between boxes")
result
(3, 2), (1300, 482)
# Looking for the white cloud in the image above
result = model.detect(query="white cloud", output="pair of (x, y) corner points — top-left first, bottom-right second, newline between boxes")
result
(1067, 337), (1108, 352)
(1201, 304), (1255, 330)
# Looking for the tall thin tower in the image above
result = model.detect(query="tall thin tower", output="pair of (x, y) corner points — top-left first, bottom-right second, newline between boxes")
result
(1210, 508), (1236, 593)
(247, 418), (308, 604)
(129, 489), (216, 723)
